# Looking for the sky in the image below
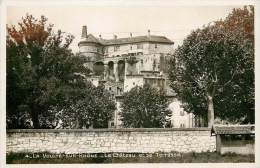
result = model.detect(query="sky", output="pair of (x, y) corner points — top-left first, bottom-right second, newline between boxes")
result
(7, 5), (242, 53)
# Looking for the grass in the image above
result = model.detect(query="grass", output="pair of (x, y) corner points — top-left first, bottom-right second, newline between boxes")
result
(6, 151), (255, 164)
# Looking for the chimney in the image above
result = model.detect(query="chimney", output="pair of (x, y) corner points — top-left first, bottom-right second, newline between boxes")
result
(114, 34), (117, 40)
(148, 29), (151, 38)
(130, 32), (132, 38)
(81, 25), (87, 38)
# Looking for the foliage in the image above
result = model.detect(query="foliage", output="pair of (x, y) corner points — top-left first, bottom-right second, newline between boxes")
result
(168, 6), (254, 126)
(120, 84), (171, 128)
(50, 83), (116, 129)
(6, 14), (115, 129)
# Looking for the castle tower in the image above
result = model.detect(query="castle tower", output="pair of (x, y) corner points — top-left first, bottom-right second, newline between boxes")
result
(78, 25), (101, 72)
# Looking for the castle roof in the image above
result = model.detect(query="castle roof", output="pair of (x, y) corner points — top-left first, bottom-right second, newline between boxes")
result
(100, 35), (174, 45)
(80, 34), (100, 44)
(79, 34), (174, 46)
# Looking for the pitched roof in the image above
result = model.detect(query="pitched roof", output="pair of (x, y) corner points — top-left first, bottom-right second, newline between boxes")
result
(212, 125), (255, 135)
(79, 34), (174, 46)
(79, 34), (100, 44)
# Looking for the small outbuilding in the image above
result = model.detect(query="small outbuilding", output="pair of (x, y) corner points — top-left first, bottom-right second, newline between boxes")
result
(211, 125), (255, 155)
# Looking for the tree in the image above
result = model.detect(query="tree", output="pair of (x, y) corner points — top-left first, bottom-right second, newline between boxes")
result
(7, 14), (62, 128)
(120, 84), (172, 128)
(7, 14), (115, 129)
(49, 83), (116, 129)
(168, 6), (254, 127)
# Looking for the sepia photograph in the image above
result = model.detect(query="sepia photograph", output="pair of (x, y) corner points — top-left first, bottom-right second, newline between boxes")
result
(1, 0), (258, 166)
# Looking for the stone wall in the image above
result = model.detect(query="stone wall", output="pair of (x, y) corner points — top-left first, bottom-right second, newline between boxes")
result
(7, 128), (216, 154)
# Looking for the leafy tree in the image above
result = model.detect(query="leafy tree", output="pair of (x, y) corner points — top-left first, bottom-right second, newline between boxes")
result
(169, 6), (254, 127)
(7, 14), (115, 128)
(49, 83), (116, 129)
(7, 14), (62, 128)
(120, 84), (171, 128)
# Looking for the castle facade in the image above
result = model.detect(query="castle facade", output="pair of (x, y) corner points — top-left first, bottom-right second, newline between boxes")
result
(78, 26), (197, 128)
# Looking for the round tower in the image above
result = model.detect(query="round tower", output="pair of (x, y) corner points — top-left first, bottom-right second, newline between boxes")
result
(78, 25), (101, 72)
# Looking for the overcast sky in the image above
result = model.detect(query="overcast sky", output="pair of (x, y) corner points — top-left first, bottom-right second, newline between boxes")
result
(7, 5), (241, 53)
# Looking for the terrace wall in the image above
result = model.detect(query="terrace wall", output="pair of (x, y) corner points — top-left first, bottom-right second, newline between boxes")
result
(7, 128), (216, 154)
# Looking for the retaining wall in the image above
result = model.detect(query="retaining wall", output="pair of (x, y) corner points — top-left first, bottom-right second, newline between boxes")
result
(7, 128), (216, 154)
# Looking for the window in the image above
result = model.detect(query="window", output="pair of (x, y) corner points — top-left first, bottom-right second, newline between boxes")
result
(105, 47), (108, 53)
(130, 45), (132, 50)
(180, 123), (185, 128)
(155, 44), (158, 48)
(180, 110), (185, 116)
(86, 57), (91, 61)
(114, 45), (120, 52)
(111, 122), (115, 127)
(133, 82), (135, 85)
(137, 44), (143, 49)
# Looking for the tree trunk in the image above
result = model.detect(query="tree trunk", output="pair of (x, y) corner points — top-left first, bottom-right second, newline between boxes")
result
(207, 94), (214, 128)
(31, 111), (40, 129)
(29, 103), (40, 128)
(75, 118), (80, 129)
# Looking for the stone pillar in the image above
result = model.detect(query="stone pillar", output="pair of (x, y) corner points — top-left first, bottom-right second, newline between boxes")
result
(216, 134), (222, 153)
(104, 63), (109, 80)
(125, 62), (128, 76)
(114, 62), (119, 82)
(136, 60), (141, 74)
